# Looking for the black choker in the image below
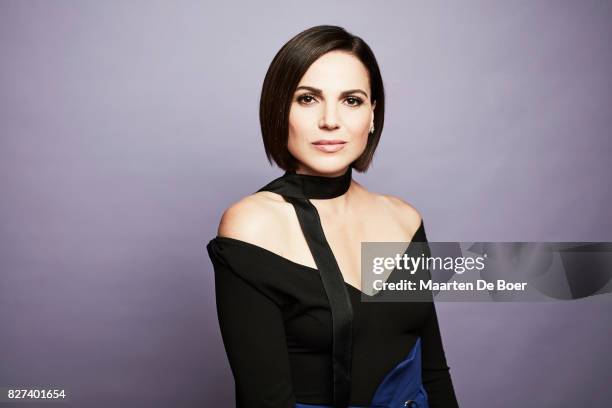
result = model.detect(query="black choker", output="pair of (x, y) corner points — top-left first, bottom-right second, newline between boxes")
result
(256, 167), (352, 199)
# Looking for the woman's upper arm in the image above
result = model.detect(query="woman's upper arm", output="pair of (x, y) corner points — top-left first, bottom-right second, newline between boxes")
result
(415, 219), (459, 407)
(420, 301), (459, 407)
(212, 253), (296, 407)
(208, 197), (296, 407)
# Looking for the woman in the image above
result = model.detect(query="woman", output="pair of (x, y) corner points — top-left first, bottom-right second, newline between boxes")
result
(207, 25), (459, 408)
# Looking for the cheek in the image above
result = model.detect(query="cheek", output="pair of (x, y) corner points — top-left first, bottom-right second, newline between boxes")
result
(287, 109), (309, 157)
(289, 107), (314, 134)
(288, 107), (319, 155)
(345, 110), (371, 132)
(344, 111), (371, 147)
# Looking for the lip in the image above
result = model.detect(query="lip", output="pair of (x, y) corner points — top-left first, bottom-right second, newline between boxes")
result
(311, 140), (347, 153)
(312, 139), (347, 145)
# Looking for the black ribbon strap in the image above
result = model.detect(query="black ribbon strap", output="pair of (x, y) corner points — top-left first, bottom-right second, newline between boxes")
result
(284, 196), (354, 408)
(256, 179), (354, 407)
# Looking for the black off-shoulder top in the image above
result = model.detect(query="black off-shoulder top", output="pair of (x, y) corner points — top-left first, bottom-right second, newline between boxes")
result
(206, 167), (458, 408)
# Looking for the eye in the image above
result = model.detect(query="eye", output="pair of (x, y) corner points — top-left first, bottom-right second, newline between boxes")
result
(345, 96), (364, 107)
(297, 94), (317, 105)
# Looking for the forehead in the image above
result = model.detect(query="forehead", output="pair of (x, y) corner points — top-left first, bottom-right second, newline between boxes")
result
(297, 51), (370, 92)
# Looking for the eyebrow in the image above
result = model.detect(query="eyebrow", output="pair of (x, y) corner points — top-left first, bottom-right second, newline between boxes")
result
(295, 85), (369, 99)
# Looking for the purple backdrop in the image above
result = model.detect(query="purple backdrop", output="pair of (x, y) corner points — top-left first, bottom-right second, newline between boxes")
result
(1, 1), (611, 407)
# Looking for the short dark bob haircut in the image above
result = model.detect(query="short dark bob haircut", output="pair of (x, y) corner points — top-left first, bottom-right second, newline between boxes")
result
(259, 25), (385, 172)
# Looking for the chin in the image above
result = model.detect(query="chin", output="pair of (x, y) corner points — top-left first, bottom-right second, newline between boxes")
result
(297, 158), (355, 176)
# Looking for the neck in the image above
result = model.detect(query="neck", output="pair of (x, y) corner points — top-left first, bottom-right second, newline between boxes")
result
(257, 166), (353, 200)
(293, 165), (350, 179)
(284, 166), (353, 200)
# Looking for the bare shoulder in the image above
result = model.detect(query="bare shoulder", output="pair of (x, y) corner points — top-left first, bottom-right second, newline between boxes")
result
(217, 191), (290, 247)
(380, 193), (423, 235)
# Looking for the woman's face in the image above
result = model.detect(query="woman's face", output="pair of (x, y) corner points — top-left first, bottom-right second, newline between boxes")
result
(288, 50), (376, 176)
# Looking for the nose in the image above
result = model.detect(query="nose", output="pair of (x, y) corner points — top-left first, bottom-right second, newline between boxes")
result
(318, 102), (340, 130)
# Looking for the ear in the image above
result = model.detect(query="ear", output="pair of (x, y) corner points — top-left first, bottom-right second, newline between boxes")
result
(370, 101), (376, 124)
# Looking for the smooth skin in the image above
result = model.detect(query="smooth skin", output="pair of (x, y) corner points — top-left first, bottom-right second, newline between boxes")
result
(218, 50), (422, 292)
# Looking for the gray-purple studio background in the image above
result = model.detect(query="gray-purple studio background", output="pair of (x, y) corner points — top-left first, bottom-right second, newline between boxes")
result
(1, 1), (610, 407)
